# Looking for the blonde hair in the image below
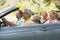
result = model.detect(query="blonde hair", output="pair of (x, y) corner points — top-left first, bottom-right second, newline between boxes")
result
(50, 10), (58, 19)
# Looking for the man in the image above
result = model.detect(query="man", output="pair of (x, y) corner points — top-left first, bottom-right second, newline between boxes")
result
(2, 10), (24, 26)
(21, 9), (35, 25)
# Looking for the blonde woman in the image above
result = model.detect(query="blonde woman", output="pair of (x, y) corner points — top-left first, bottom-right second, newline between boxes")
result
(44, 10), (58, 24)
(40, 11), (48, 24)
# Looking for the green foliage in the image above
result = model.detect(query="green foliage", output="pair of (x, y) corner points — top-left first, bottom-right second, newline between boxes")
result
(44, 0), (51, 3)
(0, 0), (6, 6)
(17, 0), (59, 14)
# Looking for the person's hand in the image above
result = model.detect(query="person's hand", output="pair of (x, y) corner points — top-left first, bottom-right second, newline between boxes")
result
(1, 18), (8, 26)
(1, 18), (6, 21)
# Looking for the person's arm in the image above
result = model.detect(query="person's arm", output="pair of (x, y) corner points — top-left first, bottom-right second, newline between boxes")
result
(6, 21), (16, 26)
(2, 18), (16, 26)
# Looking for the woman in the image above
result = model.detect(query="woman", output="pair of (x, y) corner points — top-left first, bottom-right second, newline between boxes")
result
(40, 11), (48, 24)
(44, 10), (58, 24)
(31, 14), (41, 24)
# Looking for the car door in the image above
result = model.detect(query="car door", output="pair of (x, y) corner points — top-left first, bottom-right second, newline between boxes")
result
(0, 23), (60, 40)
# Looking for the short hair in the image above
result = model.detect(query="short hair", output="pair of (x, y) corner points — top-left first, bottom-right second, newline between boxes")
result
(17, 10), (23, 17)
(18, 10), (23, 15)
(24, 9), (32, 17)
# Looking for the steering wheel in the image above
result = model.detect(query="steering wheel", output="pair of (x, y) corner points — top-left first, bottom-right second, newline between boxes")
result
(0, 19), (8, 27)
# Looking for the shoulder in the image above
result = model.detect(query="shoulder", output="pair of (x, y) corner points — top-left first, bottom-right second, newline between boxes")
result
(53, 19), (58, 22)
(44, 20), (49, 24)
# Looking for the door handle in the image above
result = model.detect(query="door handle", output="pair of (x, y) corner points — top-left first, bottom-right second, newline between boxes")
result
(41, 27), (50, 31)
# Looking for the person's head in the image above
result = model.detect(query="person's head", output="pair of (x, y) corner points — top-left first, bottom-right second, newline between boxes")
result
(31, 14), (41, 24)
(49, 10), (57, 20)
(23, 9), (32, 20)
(16, 10), (23, 19)
(32, 14), (40, 20)
(41, 11), (48, 19)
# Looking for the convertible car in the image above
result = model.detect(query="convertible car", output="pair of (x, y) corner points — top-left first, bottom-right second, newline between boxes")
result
(0, 6), (60, 40)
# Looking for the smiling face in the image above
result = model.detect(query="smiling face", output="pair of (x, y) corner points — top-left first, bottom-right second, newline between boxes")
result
(49, 11), (57, 20)
(23, 11), (29, 18)
(23, 11), (30, 20)
(23, 9), (32, 20)
(42, 11), (48, 19)
(49, 13), (54, 19)
(16, 10), (23, 19)
(16, 12), (21, 19)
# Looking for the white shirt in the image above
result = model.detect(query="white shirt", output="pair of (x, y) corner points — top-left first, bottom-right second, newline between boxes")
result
(44, 19), (58, 24)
